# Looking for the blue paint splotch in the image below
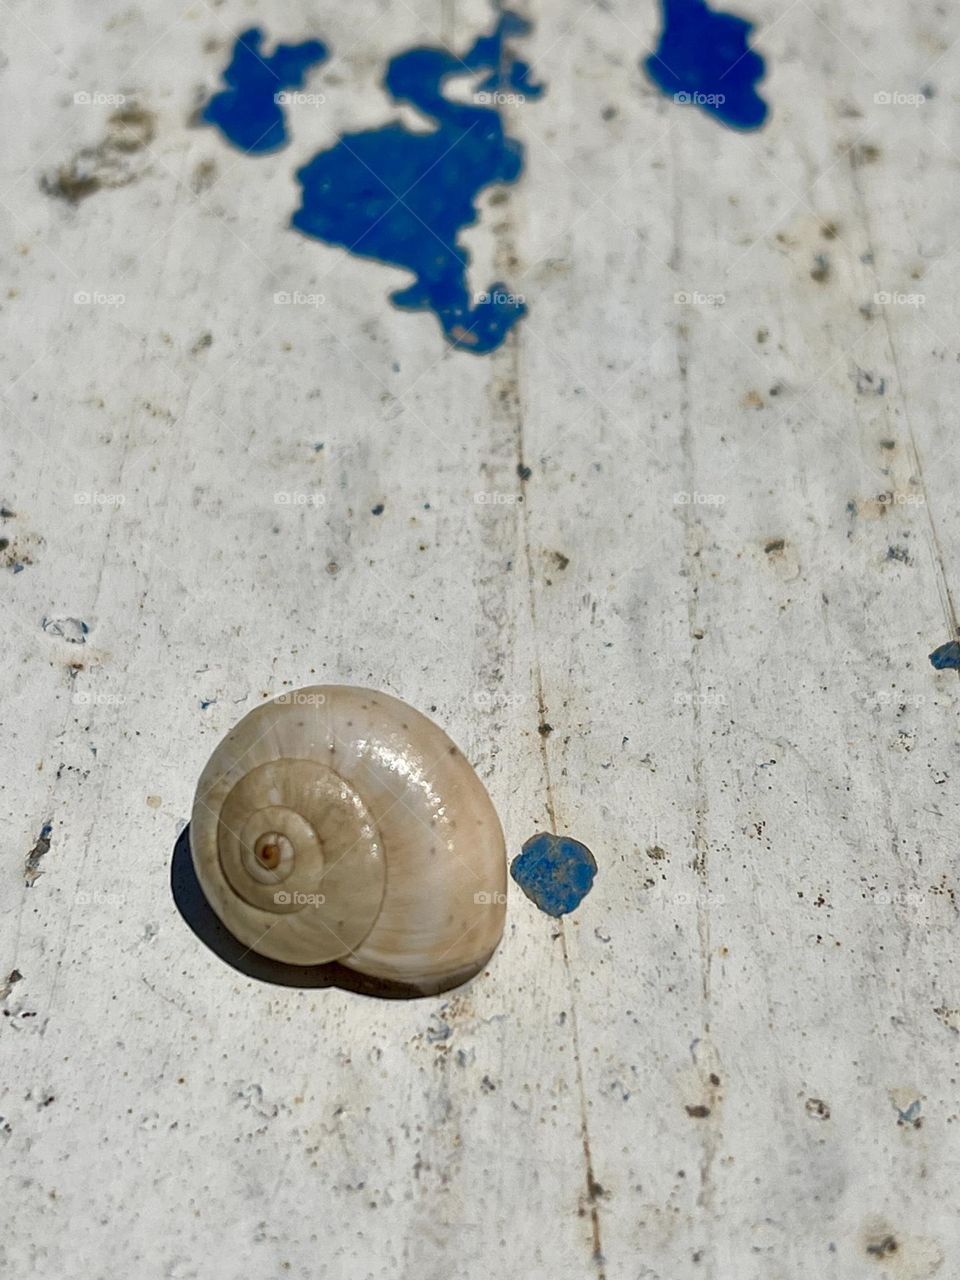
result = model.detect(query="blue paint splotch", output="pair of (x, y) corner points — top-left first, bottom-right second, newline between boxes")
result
(202, 28), (329, 154)
(291, 12), (544, 354)
(644, 0), (768, 130)
(511, 832), (597, 917)
(930, 640), (960, 670)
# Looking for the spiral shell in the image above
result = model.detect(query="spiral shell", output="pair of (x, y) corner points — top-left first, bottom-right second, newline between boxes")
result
(190, 686), (507, 989)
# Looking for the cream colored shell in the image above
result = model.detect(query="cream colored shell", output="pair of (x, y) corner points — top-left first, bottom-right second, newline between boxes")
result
(190, 686), (507, 989)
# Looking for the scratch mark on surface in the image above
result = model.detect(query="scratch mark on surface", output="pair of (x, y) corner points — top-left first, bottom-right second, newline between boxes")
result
(498, 210), (606, 1276)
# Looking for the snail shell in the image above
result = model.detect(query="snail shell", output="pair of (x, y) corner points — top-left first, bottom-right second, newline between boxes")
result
(190, 686), (506, 990)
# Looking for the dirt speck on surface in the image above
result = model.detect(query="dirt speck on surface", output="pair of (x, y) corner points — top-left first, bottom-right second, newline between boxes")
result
(190, 157), (218, 194)
(41, 102), (156, 203)
(810, 253), (831, 283)
(850, 142), (882, 167)
(0, 970), (23, 1002)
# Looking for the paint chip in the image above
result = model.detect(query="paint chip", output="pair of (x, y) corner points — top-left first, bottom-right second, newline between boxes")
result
(41, 616), (88, 644)
(510, 832), (597, 917)
(929, 641), (960, 670)
(24, 822), (52, 887)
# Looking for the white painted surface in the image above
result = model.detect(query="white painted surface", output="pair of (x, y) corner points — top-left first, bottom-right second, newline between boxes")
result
(2, 0), (959, 1276)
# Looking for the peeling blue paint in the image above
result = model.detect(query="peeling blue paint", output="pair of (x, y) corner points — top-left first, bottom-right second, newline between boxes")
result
(644, 0), (768, 130)
(511, 832), (597, 917)
(895, 1098), (922, 1126)
(202, 28), (329, 153)
(291, 11), (543, 353)
(930, 640), (960, 670)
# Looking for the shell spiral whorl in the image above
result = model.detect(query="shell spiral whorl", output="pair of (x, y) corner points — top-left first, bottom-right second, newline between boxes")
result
(190, 686), (507, 989)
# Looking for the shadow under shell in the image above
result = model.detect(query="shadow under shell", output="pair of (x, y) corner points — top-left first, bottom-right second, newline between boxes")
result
(170, 824), (487, 1000)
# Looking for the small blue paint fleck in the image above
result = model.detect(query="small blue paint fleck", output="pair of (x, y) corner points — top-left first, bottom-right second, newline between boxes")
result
(645, 0), (768, 130)
(511, 832), (597, 917)
(896, 1098), (922, 1126)
(291, 11), (543, 354)
(930, 640), (960, 670)
(202, 28), (329, 154)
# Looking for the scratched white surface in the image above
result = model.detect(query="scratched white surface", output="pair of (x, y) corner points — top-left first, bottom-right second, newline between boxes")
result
(3, 0), (960, 1276)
